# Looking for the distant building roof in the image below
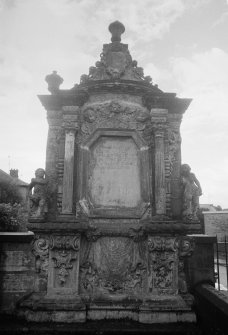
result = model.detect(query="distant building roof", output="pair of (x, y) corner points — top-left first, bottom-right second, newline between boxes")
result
(0, 169), (28, 186)
(200, 204), (217, 212)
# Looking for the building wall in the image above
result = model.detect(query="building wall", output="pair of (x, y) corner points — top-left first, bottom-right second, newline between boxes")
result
(203, 212), (228, 241)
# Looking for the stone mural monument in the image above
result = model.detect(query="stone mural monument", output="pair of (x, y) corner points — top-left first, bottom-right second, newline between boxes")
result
(18, 21), (206, 323)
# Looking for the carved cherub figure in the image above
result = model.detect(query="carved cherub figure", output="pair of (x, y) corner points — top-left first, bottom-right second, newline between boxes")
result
(28, 168), (48, 219)
(180, 164), (202, 221)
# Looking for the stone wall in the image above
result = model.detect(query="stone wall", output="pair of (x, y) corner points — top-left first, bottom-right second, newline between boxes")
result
(203, 212), (228, 241)
(0, 232), (35, 312)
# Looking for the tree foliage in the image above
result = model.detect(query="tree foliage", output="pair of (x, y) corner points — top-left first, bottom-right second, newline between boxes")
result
(0, 181), (27, 232)
(0, 180), (22, 204)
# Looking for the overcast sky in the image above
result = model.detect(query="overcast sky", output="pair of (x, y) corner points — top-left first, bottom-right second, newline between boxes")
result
(0, 0), (228, 208)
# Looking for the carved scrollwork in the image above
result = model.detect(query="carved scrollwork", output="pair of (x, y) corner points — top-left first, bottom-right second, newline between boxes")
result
(178, 236), (195, 258)
(148, 236), (178, 252)
(79, 100), (152, 144)
(79, 39), (153, 83)
(32, 236), (49, 275)
(49, 235), (80, 251)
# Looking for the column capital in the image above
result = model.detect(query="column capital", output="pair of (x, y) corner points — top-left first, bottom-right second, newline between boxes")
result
(63, 112), (79, 131)
(151, 108), (168, 136)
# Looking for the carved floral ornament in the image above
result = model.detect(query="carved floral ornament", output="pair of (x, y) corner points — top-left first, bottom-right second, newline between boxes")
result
(52, 249), (76, 286)
(48, 235), (80, 287)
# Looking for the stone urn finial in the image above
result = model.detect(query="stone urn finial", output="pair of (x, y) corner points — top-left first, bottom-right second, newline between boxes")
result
(109, 21), (125, 43)
(45, 70), (63, 94)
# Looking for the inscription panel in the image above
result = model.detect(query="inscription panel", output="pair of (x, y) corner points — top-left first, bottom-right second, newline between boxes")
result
(79, 129), (150, 218)
(89, 136), (140, 208)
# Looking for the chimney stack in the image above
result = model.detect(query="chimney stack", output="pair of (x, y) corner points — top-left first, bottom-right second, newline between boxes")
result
(10, 169), (19, 178)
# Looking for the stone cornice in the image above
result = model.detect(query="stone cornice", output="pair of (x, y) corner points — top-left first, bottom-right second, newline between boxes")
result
(38, 89), (89, 111)
(39, 83), (191, 115)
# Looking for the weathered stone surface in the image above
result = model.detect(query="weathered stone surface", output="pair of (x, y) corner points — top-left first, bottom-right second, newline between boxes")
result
(89, 137), (140, 207)
(0, 236), (35, 311)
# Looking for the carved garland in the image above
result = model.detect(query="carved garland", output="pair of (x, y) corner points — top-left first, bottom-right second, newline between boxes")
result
(79, 100), (153, 145)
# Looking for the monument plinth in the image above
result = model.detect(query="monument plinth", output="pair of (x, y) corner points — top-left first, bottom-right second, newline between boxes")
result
(22, 21), (204, 323)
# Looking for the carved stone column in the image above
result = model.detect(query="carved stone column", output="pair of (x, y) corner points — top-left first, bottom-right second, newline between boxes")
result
(46, 110), (62, 219)
(167, 114), (183, 218)
(151, 109), (168, 215)
(61, 108), (79, 214)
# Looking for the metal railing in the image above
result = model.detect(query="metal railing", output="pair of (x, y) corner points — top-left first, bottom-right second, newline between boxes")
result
(215, 235), (228, 291)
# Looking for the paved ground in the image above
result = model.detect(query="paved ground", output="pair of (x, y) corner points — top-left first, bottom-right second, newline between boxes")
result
(0, 315), (203, 335)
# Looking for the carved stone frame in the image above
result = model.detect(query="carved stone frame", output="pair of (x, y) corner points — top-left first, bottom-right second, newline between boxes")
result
(78, 129), (150, 218)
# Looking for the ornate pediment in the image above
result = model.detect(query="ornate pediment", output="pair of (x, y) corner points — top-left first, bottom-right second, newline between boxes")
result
(80, 21), (154, 85)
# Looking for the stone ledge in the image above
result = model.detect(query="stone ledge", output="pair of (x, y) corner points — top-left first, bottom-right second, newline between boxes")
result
(195, 284), (228, 317)
(0, 231), (34, 243)
(187, 234), (216, 244)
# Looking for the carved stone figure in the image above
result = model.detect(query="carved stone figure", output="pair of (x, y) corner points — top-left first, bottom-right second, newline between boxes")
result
(180, 164), (202, 221)
(28, 168), (48, 219)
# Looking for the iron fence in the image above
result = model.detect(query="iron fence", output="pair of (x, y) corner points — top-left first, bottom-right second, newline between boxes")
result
(215, 235), (228, 291)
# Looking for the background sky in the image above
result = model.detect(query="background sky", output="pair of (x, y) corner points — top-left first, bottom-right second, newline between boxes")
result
(0, 0), (228, 208)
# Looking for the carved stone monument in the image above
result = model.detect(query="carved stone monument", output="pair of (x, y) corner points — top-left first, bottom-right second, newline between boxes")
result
(22, 21), (204, 323)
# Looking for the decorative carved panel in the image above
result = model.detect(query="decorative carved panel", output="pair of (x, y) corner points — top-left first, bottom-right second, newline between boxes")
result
(79, 236), (147, 299)
(47, 235), (81, 296)
(148, 236), (179, 295)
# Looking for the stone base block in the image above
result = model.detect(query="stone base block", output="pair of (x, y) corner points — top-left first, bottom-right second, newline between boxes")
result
(18, 293), (86, 323)
(87, 295), (196, 324)
(139, 310), (196, 324)
(17, 310), (86, 323)
(87, 304), (139, 321)
(17, 294), (196, 324)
